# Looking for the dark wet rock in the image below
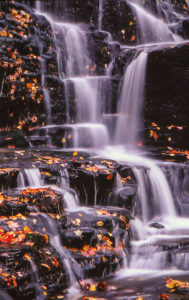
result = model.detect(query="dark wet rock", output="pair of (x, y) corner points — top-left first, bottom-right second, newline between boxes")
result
(0, 168), (20, 190)
(20, 187), (64, 213)
(68, 161), (116, 206)
(0, 1), (60, 131)
(117, 165), (136, 185)
(102, 0), (137, 44)
(89, 31), (118, 75)
(61, 228), (96, 250)
(0, 213), (68, 299)
(0, 130), (29, 148)
(149, 222), (165, 229)
(172, 18), (189, 39)
(145, 44), (189, 149)
(64, 0), (98, 24)
(116, 185), (137, 210)
(113, 48), (137, 78)
(60, 207), (131, 279)
(0, 193), (27, 216)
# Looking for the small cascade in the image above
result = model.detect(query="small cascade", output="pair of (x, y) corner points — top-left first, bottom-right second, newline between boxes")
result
(134, 161), (176, 222)
(128, 0), (182, 43)
(35, 15), (111, 149)
(29, 260), (46, 300)
(59, 169), (69, 189)
(51, 22), (91, 78)
(17, 168), (43, 188)
(71, 77), (99, 123)
(156, 0), (184, 23)
(39, 213), (82, 286)
(98, 0), (104, 31)
(35, 1), (42, 11)
(71, 123), (109, 148)
(63, 189), (79, 209)
(114, 51), (148, 148)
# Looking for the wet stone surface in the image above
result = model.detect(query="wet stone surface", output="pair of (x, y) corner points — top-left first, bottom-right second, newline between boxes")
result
(0, 149), (136, 298)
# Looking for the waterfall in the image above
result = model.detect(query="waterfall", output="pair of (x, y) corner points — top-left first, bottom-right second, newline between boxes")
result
(114, 51), (148, 148)
(17, 168), (43, 188)
(128, 0), (183, 43)
(51, 22), (91, 78)
(29, 0), (189, 293)
(134, 161), (176, 222)
(71, 77), (99, 123)
(98, 0), (104, 30)
(35, 12), (111, 149)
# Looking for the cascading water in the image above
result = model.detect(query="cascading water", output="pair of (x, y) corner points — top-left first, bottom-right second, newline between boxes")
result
(98, 0), (104, 31)
(105, 0), (189, 282)
(17, 168), (43, 188)
(8, 0), (189, 297)
(36, 13), (110, 148)
(114, 51), (148, 148)
(128, 0), (183, 43)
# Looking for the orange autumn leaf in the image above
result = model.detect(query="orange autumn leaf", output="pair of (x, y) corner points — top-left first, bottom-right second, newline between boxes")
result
(160, 294), (169, 299)
(33, 78), (37, 84)
(8, 145), (15, 149)
(41, 263), (51, 270)
(26, 83), (32, 89)
(107, 174), (113, 180)
(24, 253), (31, 261)
(11, 9), (18, 16)
(24, 226), (30, 233)
(1, 30), (7, 37)
(150, 130), (158, 141)
(52, 257), (59, 267)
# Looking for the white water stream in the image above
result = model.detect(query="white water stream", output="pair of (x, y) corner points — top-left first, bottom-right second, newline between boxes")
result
(128, 1), (182, 43)
(114, 51), (148, 147)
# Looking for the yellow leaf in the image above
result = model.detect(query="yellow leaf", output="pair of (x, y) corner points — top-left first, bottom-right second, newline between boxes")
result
(24, 226), (30, 233)
(90, 285), (96, 291)
(41, 263), (51, 270)
(24, 253), (31, 261)
(97, 221), (104, 227)
(74, 229), (82, 237)
(72, 218), (81, 226)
